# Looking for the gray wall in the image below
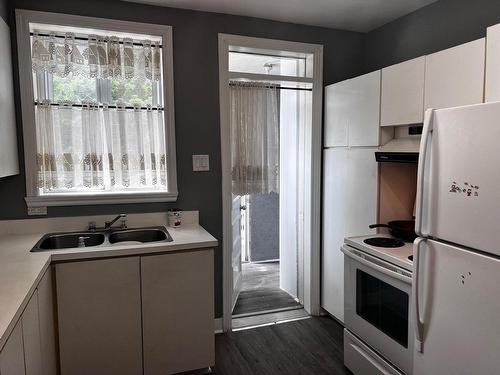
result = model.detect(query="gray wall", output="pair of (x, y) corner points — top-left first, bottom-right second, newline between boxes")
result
(0, 0), (365, 318)
(364, 0), (500, 72)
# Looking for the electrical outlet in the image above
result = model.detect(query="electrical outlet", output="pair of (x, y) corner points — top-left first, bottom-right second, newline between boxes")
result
(192, 154), (210, 172)
(28, 206), (48, 216)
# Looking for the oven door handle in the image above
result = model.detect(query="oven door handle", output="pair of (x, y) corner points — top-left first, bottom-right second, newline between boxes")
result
(341, 245), (412, 285)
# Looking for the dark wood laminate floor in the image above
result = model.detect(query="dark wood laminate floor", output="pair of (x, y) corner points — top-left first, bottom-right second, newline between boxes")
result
(233, 262), (301, 316)
(214, 316), (352, 375)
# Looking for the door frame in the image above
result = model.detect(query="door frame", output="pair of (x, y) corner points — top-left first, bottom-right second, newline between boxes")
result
(218, 33), (323, 331)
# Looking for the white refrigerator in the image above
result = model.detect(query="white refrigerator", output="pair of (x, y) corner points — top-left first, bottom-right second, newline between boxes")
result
(413, 102), (500, 374)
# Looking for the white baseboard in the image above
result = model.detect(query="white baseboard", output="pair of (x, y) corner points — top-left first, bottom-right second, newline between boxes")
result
(214, 318), (223, 334)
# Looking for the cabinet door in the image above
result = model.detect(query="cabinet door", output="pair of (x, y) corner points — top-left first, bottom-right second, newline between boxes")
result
(0, 17), (18, 178)
(21, 293), (42, 375)
(324, 71), (381, 147)
(424, 39), (485, 111)
(346, 71), (381, 147)
(321, 149), (378, 323)
(0, 322), (25, 375)
(56, 257), (142, 375)
(37, 268), (58, 375)
(485, 23), (500, 102)
(141, 250), (214, 375)
(381, 57), (425, 126)
(324, 82), (349, 147)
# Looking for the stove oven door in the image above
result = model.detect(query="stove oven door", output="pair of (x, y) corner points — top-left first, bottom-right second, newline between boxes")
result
(342, 244), (413, 375)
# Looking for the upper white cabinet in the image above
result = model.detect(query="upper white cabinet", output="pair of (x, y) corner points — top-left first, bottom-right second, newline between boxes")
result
(424, 38), (485, 111)
(381, 57), (425, 126)
(485, 23), (500, 102)
(0, 17), (19, 179)
(324, 70), (381, 147)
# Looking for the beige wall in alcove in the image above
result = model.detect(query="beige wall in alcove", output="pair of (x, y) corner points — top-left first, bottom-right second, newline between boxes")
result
(378, 163), (418, 227)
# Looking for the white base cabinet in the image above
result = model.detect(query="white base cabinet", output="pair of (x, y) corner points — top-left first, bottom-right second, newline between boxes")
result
(37, 268), (58, 375)
(142, 250), (215, 375)
(0, 322), (25, 375)
(21, 293), (43, 375)
(56, 257), (143, 375)
(55, 249), (215, 375)
(0, 268), (59, 375)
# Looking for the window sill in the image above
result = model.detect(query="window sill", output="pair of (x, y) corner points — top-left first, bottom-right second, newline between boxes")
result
(25, 191), (178, 209)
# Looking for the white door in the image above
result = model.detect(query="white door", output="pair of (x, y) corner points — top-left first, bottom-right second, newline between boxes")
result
(324, 71), (381, 148)
(424, 38), (485, 111)
(416, 102), (500, 256)
(231, 194), (243, 311)
(381, 56), (425, 126)
(279, 88), (299, 298)
(413, 239), (500, 375)
(321, 148), (378, 322)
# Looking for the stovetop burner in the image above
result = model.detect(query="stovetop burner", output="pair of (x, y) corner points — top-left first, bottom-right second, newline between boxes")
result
(363, 237), (405, 248)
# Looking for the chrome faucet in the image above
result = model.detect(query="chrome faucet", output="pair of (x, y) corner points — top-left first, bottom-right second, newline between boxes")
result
(104, 214), (127, 230)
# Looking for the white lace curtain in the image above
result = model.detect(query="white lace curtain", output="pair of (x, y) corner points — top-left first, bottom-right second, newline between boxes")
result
(229, 81), (279, 196)
(35, 102), (167, 192)
(31, 31), (161, 81)
(30, 28), (168, 194)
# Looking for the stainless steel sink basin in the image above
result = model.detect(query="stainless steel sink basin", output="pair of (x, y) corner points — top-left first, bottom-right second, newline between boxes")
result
(31, 226), (172, 252)
(36, 233), (105, 251)
(108, 228), (170, 244)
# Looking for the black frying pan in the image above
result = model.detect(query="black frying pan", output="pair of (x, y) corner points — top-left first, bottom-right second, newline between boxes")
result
(369, 220), (416, 242)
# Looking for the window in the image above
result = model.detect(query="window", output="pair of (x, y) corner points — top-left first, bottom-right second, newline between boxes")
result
(16, 11), (177, 208)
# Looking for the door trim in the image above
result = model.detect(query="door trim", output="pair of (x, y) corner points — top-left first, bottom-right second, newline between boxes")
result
(218, 33), (323, 332)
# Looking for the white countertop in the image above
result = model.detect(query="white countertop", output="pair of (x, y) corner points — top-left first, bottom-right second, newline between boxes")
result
(0, 220), (217, 351)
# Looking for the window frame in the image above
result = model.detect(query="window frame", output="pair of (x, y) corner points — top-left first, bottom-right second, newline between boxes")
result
(16, 9), (178, 209)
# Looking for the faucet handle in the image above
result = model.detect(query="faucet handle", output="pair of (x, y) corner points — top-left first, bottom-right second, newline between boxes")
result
(88, 221), (96, 231)
(78, 236), (90, 248)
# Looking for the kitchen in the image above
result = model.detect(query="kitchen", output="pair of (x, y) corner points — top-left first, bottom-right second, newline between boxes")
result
(0, 0), (499, 374)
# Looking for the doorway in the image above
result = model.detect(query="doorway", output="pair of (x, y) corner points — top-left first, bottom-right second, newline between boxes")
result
(219, 34), (323, 331)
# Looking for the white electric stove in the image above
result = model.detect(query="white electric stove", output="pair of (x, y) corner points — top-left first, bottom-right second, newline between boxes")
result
(344, 234), (413, 271)
(342, 234), (414, 375)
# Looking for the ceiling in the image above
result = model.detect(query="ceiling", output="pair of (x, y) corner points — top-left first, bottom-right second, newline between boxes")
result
(125, 0), (438, 32)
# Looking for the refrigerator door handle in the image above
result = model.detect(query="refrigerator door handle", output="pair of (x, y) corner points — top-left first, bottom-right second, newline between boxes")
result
(415, 109), (434, 237)
(413, 237), (426, 353)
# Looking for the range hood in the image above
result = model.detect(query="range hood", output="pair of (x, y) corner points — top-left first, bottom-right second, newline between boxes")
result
(375, 125), (422, 163)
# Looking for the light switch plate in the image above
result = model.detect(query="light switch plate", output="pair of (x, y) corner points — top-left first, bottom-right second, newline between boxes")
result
(192, 154), (210, 171)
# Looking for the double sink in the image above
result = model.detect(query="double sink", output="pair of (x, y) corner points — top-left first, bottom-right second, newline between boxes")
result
(31, 226), (173, 252)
